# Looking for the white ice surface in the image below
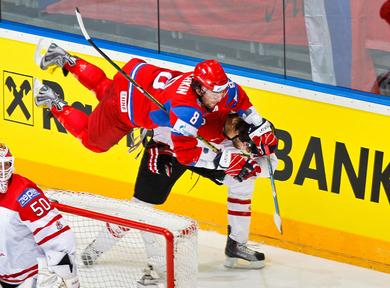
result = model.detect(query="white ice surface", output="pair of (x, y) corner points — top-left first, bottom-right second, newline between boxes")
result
(197, 230), (390, 288)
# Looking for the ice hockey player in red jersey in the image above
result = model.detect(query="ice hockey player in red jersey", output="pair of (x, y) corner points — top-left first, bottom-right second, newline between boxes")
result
(34, 42), (276, 175)
(0, 144), (79, 288)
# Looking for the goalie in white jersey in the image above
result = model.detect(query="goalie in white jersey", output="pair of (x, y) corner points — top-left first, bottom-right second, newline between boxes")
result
(0, 144), (79, 288)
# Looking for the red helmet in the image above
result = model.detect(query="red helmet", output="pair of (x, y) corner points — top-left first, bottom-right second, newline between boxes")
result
(193, 60), (229, 93)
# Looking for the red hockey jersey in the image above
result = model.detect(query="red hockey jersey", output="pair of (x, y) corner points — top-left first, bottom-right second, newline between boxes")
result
(0, 174), (75, 285)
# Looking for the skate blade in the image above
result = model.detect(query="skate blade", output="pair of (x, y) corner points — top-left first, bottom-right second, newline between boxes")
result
(34, 38), (50, 66)
(34, 38), (58, 74)
(224, 256), (265, 269)
(33, 78), (44, 96)
(136, 279), (165, 288)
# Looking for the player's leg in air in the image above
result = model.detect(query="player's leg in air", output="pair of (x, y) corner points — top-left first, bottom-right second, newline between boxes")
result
(34, 43), (132, 153)
(38, 43), (113, 101)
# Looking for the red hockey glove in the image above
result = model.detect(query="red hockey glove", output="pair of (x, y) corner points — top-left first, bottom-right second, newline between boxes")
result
(248, 120), (278, 156)
(234, 158), (262, 182)
(214, 150), (261, 182)
(146, 141), (174, 177)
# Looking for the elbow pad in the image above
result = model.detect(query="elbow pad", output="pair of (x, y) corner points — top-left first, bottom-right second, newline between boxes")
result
(241, 106), (263, 126)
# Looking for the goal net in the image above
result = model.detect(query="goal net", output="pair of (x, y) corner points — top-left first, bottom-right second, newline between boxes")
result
(45, 190), (198, 288)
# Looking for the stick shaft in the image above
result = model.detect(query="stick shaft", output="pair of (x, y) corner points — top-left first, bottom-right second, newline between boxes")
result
(264, 146), (283, 234)
(76, 8), (165, 111)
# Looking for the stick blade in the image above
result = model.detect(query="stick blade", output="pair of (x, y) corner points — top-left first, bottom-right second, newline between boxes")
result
(75, 7), (90, 40)
(273, 212), (283, 235)
(34, 38), (50, 67)
(33, 78), (44, 97)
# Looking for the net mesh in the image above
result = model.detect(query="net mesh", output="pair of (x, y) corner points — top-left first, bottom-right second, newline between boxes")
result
(45, 190), (198, 288)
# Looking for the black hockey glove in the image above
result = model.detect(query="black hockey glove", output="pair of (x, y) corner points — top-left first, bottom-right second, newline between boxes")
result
(146, 141), (174, 177)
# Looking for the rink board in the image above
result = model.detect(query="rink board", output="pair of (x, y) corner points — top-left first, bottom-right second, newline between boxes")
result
(0, 31), (389, 272)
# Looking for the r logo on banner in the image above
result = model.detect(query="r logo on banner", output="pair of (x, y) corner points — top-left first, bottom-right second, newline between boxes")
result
(3, 71), (34, 126)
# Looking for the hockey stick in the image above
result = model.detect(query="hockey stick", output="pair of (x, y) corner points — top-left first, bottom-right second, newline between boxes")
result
(75, 8), (164, 111)
(75, 7), (219, 154)
(264, 146), (283, 234)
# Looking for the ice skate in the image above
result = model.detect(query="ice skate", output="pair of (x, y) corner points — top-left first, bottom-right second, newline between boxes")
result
(136, 264), (164, 287)
(224, 236), (265, 269)
(35, 40), (76, 70)
(33, 79), (67, 111)
(81, 240), (104, 266)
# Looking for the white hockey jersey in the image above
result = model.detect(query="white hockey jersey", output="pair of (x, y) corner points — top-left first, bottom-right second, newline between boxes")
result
(152, 111), (278, 245)
(0, 174), (76, 286)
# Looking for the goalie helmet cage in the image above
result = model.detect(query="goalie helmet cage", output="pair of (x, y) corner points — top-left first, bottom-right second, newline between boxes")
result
(46, 190), (198, 288)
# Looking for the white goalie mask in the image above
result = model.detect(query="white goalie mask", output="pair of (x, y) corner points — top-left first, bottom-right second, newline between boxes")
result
(0, 144), (14, 193)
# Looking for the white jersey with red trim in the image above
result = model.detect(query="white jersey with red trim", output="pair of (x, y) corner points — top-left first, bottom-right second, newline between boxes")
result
(0, 174), (75, 286)
(152, 111), (278, 244)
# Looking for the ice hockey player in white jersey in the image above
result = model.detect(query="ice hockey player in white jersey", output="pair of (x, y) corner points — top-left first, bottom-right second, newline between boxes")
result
(80, 111), (278, 279)
(0, 144), (79, 288)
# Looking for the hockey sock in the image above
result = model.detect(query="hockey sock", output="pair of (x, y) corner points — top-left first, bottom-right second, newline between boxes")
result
(64, 59), (113, 101)
(51, 106), (105, 153)
(224, 176), (255, 244)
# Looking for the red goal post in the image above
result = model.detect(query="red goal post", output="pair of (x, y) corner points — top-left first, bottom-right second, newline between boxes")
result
(46, 190), (198, 288)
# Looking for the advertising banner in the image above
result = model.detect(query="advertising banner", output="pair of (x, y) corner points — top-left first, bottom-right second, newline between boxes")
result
(0, 36), (389, 272)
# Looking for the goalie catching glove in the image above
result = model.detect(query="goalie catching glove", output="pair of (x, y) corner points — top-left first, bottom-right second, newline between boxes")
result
(146, 141), (174, 177)
(246, 119), (278, 156)
(214, 149), (261, 182)
(37, 252), (79, 288)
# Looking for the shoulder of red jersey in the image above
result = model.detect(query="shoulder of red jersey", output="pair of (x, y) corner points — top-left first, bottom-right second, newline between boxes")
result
(168, 72), (198, 105)
(220, 80), (252, 115)
(198, 110), (229, 143)
(0, 174), (51, 221)
(167, 72), (204, 135)
(0, 174), (38, 209)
